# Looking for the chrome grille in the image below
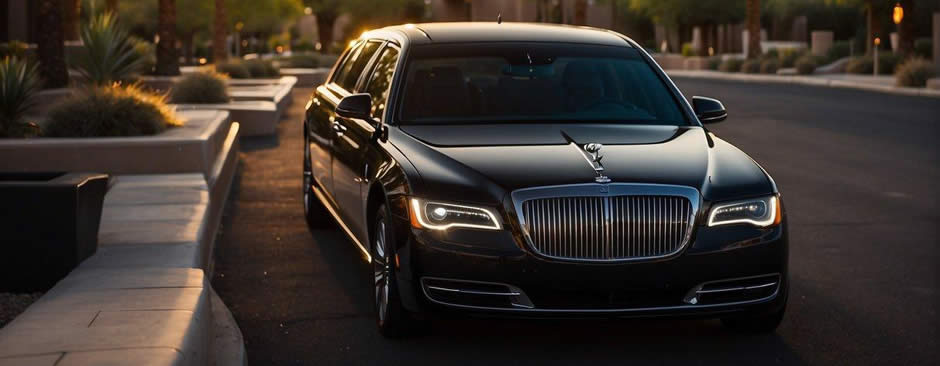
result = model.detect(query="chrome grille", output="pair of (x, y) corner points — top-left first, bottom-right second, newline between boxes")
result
(520, 195), (694, 261)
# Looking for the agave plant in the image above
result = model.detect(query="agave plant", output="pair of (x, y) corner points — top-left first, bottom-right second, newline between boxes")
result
(72, 13), (147, 85)
(0, 57), (42, 138)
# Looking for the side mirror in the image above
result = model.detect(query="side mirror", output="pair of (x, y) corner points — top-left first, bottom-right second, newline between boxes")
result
(692, 96), (727, 123)
(336, 93), (373, 121)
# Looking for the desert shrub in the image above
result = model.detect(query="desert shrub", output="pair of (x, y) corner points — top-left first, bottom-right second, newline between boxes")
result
(740, 59), (761, 74)
(760, 58), (780, 74)
(0, 41), (30, 60)
(285, 54), (318, 68)
(44, 84), (181, 137)
(244, 59), (279, 78)
(130, 37), (156, 75)
(73, 13), (147, 85)
(681, 43), (696, 57)
(795, 55), (817, 75)
(895, 58), (936, 87)
(764, 48), (779, 59)
(0, 57), (42, 138)
(718, 59), (743, 73)
(293, 40), (316, 52)
(825, 40), (852, 64)
(706, 56), (722, 70)
(215, 61), (250, 78)
(317, 54), (340, 68)
(846, 52), (900, 74)
(913, 38), (932, 60)
(169, 71), (229, 104)
(778, 48), (803, 68)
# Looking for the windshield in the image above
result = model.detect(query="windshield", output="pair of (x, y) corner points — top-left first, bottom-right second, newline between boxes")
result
(397, 43), (687, 125)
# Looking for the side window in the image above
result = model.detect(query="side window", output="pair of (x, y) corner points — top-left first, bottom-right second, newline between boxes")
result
(363, 47), (400, 121)
(336, 41), (382, 92)
(330, 42), (362, 87)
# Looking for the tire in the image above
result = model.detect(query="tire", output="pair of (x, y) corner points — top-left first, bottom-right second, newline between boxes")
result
(721, 294), (787, 333)
(372, 203), (424, 338)
(303, 124), (329, 228)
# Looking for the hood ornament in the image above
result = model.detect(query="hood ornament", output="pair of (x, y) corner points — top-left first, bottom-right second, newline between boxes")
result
(583, 143), (611, 184)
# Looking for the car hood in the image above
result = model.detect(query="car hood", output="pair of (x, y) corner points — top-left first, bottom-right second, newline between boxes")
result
(391, 124), (773, 205)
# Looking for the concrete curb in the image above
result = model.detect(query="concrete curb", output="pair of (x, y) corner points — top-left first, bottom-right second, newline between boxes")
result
(0, 122), (243, 365)
(667, 70), (940, 98)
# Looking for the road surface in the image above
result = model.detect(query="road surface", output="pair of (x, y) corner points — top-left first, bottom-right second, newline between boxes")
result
(212, 80), (939, 365)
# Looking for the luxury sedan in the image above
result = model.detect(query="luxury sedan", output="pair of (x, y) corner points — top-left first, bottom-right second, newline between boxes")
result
(302, 22), (788, 337)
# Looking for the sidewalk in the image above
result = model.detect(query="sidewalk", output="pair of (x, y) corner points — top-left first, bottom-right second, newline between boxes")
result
(667, 70), (940, 98)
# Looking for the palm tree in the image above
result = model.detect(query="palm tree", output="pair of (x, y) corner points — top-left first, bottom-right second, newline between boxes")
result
(573, 0), (588, 25)
(37, 0), (69, 88)
(896, 0), (914, 58)
(155, 0), (180, 76)
(746, 0), (761, 59)
(213, 0), (228, 62)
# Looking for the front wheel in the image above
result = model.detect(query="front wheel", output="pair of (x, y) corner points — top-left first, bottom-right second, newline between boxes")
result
(303, 124), (329, 228)
(372, 204), (424, 338)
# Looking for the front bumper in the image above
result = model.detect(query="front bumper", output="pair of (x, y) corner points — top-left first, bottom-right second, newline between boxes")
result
(395, 219), (789, 319)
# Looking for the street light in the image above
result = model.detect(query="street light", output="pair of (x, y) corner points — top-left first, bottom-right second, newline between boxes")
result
(892, 3), (904, 25)
(873, 37), (881, 76)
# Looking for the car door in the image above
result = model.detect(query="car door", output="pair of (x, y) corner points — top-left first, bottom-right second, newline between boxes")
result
(309, 41), (363, 200)
(329, 40), (383, 241)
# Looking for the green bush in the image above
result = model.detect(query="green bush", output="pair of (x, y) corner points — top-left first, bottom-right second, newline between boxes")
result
(681, 43), (696, 57)
(846, 52), (900, 74)
(44, 85), (181, 137)
(825, 40), (852, 64)
(778, 48), (803, 68)
(73, 13), (147, 85)
(895, 58), (936, 87)
(244, 59), (279, 78)
(0, 57), (42, 138)
(706, 56), (722, 70)
(0, 41), (30, 60)
(169, 71), (229, 104)
(284, 54), (318, 68)
(740, 59), (761, 74)
(913, 38), (932, 60)
(764, 48), (779, 59)
(718, 59), (743, 73)
(760, 58), (780, 74)
(293, 40), (316, 52)
(215, 61), (250, 79)
(795, 55), (817, 75)
(130, 37), (156, 75)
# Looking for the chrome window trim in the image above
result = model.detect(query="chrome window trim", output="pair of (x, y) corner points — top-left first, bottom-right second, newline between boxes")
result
(510, 183), (701, 263)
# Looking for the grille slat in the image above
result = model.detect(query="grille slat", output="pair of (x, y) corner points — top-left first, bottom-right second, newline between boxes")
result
(522, 195), (693, 261)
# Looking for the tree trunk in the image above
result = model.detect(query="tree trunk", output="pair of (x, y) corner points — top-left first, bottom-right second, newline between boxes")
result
(573, 0), (587, 26)
(61, 0), (80, 41)
(182, 32), (194, 65)
(316, 12), (337, 54)
(37, 0), (69, 88)
(746, 0), (761, 59)
(106, 0), (118, 14)
(213, 0), (228, 62)
(155, 0), (180, 76)
(896, 0), (915, 58)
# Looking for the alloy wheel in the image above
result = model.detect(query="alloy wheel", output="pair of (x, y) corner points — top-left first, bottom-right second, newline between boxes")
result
(373, 219), (391, 325)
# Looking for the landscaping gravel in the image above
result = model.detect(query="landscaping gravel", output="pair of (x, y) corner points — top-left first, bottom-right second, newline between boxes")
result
(0, 293), (42, 328)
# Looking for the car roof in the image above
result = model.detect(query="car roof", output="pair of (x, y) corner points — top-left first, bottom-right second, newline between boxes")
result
(361, 22), (635, 48)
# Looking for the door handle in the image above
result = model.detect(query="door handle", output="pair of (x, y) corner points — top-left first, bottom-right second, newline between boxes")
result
(331, 122), (347, 136)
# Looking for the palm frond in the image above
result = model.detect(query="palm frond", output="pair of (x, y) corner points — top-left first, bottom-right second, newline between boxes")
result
(0, 56), (43, 136)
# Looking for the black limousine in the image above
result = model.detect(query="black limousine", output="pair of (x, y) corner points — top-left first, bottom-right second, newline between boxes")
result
(302, 22), (787, 337)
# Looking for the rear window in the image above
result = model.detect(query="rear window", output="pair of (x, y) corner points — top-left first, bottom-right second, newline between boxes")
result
(397, 43), (687, 125)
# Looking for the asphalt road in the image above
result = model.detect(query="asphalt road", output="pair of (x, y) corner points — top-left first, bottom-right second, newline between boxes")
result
(212, 81), (939, 365)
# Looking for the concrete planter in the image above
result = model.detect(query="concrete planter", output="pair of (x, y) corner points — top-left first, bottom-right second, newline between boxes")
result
(174, 101), (280, 137)
(229, 83), (293, 116)
(0, 172), (109, 292)
(0, 110), (232, 178)
(138, 75), (183, 93)
(279, 68), (330, 87)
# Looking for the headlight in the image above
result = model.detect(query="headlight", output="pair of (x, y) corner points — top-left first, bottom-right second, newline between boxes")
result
(707, 195), (780, 227)
(410, 198), (501, 231)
